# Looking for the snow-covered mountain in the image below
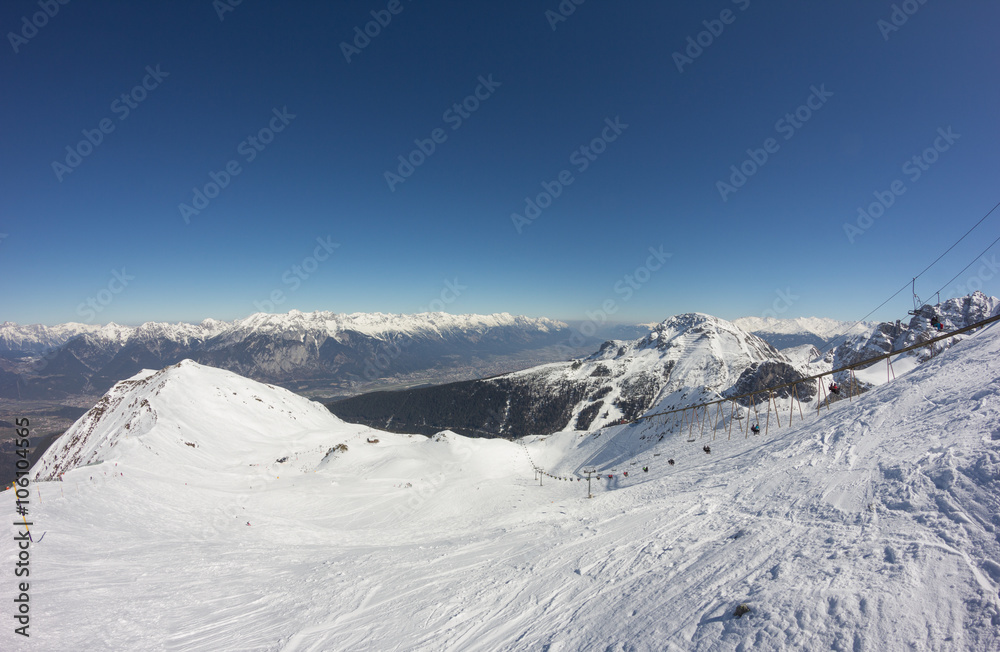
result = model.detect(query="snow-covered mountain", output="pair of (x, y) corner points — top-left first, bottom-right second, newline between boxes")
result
(331, 296), (1000, 440)
(834, 291), (1000, 372)
(331, 312), (814, 438)
(0, 310), (570, 399)
(31, 360), (349, 483)
(10, 310), (1000, 650)
(0, 321), (103, 356)
(732, 315), (873, 350)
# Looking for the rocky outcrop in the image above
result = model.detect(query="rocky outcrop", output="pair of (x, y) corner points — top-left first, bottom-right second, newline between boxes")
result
(834, 292), (1000, 370)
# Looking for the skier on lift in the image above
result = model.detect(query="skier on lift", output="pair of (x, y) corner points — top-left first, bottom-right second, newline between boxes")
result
(751, 424), (760, 435)
(930, 316), (943, 331)
(829, 382), (840, 395)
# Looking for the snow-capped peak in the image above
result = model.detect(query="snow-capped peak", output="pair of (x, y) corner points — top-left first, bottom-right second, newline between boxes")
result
(31, 359), (345, 482)
(2, 311), (568, 353)
(589, 312), (783, 391)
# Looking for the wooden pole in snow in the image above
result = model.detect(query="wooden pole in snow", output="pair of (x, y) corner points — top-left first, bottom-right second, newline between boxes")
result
(713, 401), (722, 441)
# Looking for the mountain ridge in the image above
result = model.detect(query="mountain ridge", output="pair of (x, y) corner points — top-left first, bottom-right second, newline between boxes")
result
(329, 312), (813, 438)
(0, 311), (573, 400)
(14, 303), (1000, 650)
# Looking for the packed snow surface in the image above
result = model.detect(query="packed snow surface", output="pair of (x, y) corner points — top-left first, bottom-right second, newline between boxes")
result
(6, 322), (1000, 650)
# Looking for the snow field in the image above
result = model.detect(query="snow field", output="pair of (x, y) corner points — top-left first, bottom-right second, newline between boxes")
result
(4, 323), (1000, 650)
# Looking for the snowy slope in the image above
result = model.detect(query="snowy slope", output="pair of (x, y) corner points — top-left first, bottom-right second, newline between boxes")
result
(29, 361), (345, 483)
(6, 322), (1000, 650)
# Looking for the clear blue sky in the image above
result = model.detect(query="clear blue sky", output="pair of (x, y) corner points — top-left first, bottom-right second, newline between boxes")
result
(2, 1), (998, 326)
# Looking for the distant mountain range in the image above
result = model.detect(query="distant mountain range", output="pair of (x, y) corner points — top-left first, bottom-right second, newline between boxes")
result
(731, 316), (874, 350)
(329, 312), (820, 439)
(22, 302), (1000, 651)
(0, 311), (572, 400)
(329, 293), (1000, 439)
(0, 321), (104, 356)
(5, 295), (997, 406)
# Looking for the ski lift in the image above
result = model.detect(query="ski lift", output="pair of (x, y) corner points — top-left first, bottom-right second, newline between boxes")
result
(685, 408), (697, 443)
(907, 280), (940, 316)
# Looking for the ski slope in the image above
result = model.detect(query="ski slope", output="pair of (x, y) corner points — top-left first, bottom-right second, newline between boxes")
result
(5, 322), (1000, 651)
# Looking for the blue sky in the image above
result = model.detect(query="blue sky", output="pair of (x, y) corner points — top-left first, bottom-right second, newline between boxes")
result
(2, 1), (998, 326)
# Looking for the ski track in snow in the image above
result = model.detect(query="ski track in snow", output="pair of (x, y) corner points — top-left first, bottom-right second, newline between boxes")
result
(4, 327), (1000, 650)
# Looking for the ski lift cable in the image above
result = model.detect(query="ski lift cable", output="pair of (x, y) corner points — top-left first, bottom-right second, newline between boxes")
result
(914, 198), (1000, 284)
(930, 229), (1000, 301)
(638, 311), (1000, 426)
(820, 198), (1000, 356)
(818, 281), (910, 356)
(532, 313), (1000, 481)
